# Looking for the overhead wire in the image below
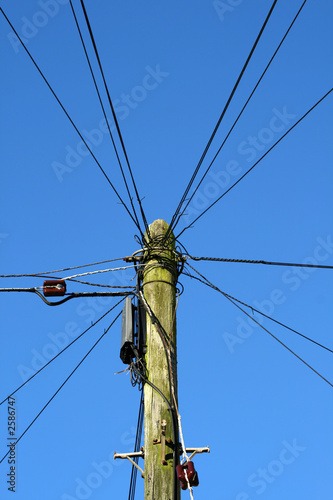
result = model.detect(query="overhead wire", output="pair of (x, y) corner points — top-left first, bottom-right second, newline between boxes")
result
(0, 257), (129, 278)
(223, 292), (333, 388)
(176, 87), (333, 239)
(53, 279), (134, 289)
(0, 298), (126, 406)
(3, 0), (329, 490)
(185, 262), (333, 389)
(184, 255), (333, 270)
(223, 292), (333, 355)
(0, 8), (141, 234)
(68, 0), (143, 236)
(79, 0), (150, 238)
(183, 268), (333, 354)
(0, 310), (123, 464)
(63, 263), (140, 280)
(167, 0), (279, 238)
(172, 0), (308, 231)
(0, 286), (132, 306)
(0, 264), (142, 289)
(1, 277), (134, 289)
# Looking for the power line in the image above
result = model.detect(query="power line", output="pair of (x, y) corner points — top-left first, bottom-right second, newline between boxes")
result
(79, 0), (150, 237)
(0, 257), (139, 289)
(185, 262), (333, 389)
(0, 8), (141, 234)
(0, 287), (132, 306)
(167, 0), (278, 238)
(184, 255), (333, 270)
(222, 292), (333, 355)
(49, 280), (134, 289)
(0, 264), (140, 285)
(0, 310), (122, 465)
(69, 0), (143, 235)
(176, 87), (333, 239)
(224, 293), (333, 388)
(63, 263), (140, 280)
(0, 298), (126, 407)
(1, 276), (134, 289)
(173, 0), (308, 231)
(0, 257), (130, 278)
(183, 268), (333, 354)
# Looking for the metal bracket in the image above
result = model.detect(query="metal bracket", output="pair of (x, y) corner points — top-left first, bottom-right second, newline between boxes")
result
(113, 450), (145, 478)
(183, 446), (210, 462)
(161, 419), (166, 464)
(153, 420), (173, 465)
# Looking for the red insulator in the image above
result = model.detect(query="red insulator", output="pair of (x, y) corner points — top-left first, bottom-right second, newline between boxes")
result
(43, 280), (66, 296)
(176, 464), (188, 490)
(187, 461), (199, 487)
(176, 464), (185, 482)
(176, 461), (199, 489)
(186, 461), (195, 482)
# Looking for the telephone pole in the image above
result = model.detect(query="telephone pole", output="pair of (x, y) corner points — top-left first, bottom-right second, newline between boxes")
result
(142, 219), (180, 500)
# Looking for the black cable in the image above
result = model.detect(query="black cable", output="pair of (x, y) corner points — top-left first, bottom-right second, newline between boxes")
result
(173, 0), (308, 231)
(0, 257), (129, 278)
(1, 276), (134, 289)
(186, 262), (333, 389)
(168, 0), (278, 238)
(131, 363), (180, 500)
(135, 294), (180, 499)
(0, 8), (140, 233)
(79, 0), (150, 238)
(222, 292), (333, 355)
(0, 275), (134, 289)
(225, 293), (333, 388)
(176, 88), (333, 239)
(69, 0), (143, 236)
(0, 287), (132, 306)
(0, 298), (126, 407)
(0, 310), (122, 464)
(183, 268), (333, 354)
(185, 255), (333, 270)
(128, 391), (144, 500)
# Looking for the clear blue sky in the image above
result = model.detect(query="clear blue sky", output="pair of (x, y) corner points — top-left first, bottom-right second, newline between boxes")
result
(1, 1), (332, 499)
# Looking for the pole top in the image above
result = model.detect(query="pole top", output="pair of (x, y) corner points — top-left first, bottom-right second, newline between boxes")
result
(146, 219), (175, 248)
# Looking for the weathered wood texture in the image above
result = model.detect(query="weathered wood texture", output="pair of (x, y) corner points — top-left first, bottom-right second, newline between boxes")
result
(143, 219), (178, 500)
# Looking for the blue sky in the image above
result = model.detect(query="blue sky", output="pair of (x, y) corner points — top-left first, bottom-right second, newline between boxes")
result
(0, 1), (332, 499)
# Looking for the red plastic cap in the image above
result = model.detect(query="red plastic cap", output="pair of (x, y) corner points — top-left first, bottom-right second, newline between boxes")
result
(43, 280), (66, 297)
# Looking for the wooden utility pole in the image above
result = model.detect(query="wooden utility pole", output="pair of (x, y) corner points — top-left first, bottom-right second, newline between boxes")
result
(143, 219), (179, 500)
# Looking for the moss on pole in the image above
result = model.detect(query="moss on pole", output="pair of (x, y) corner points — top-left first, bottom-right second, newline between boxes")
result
(143, 219), (179, 500)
